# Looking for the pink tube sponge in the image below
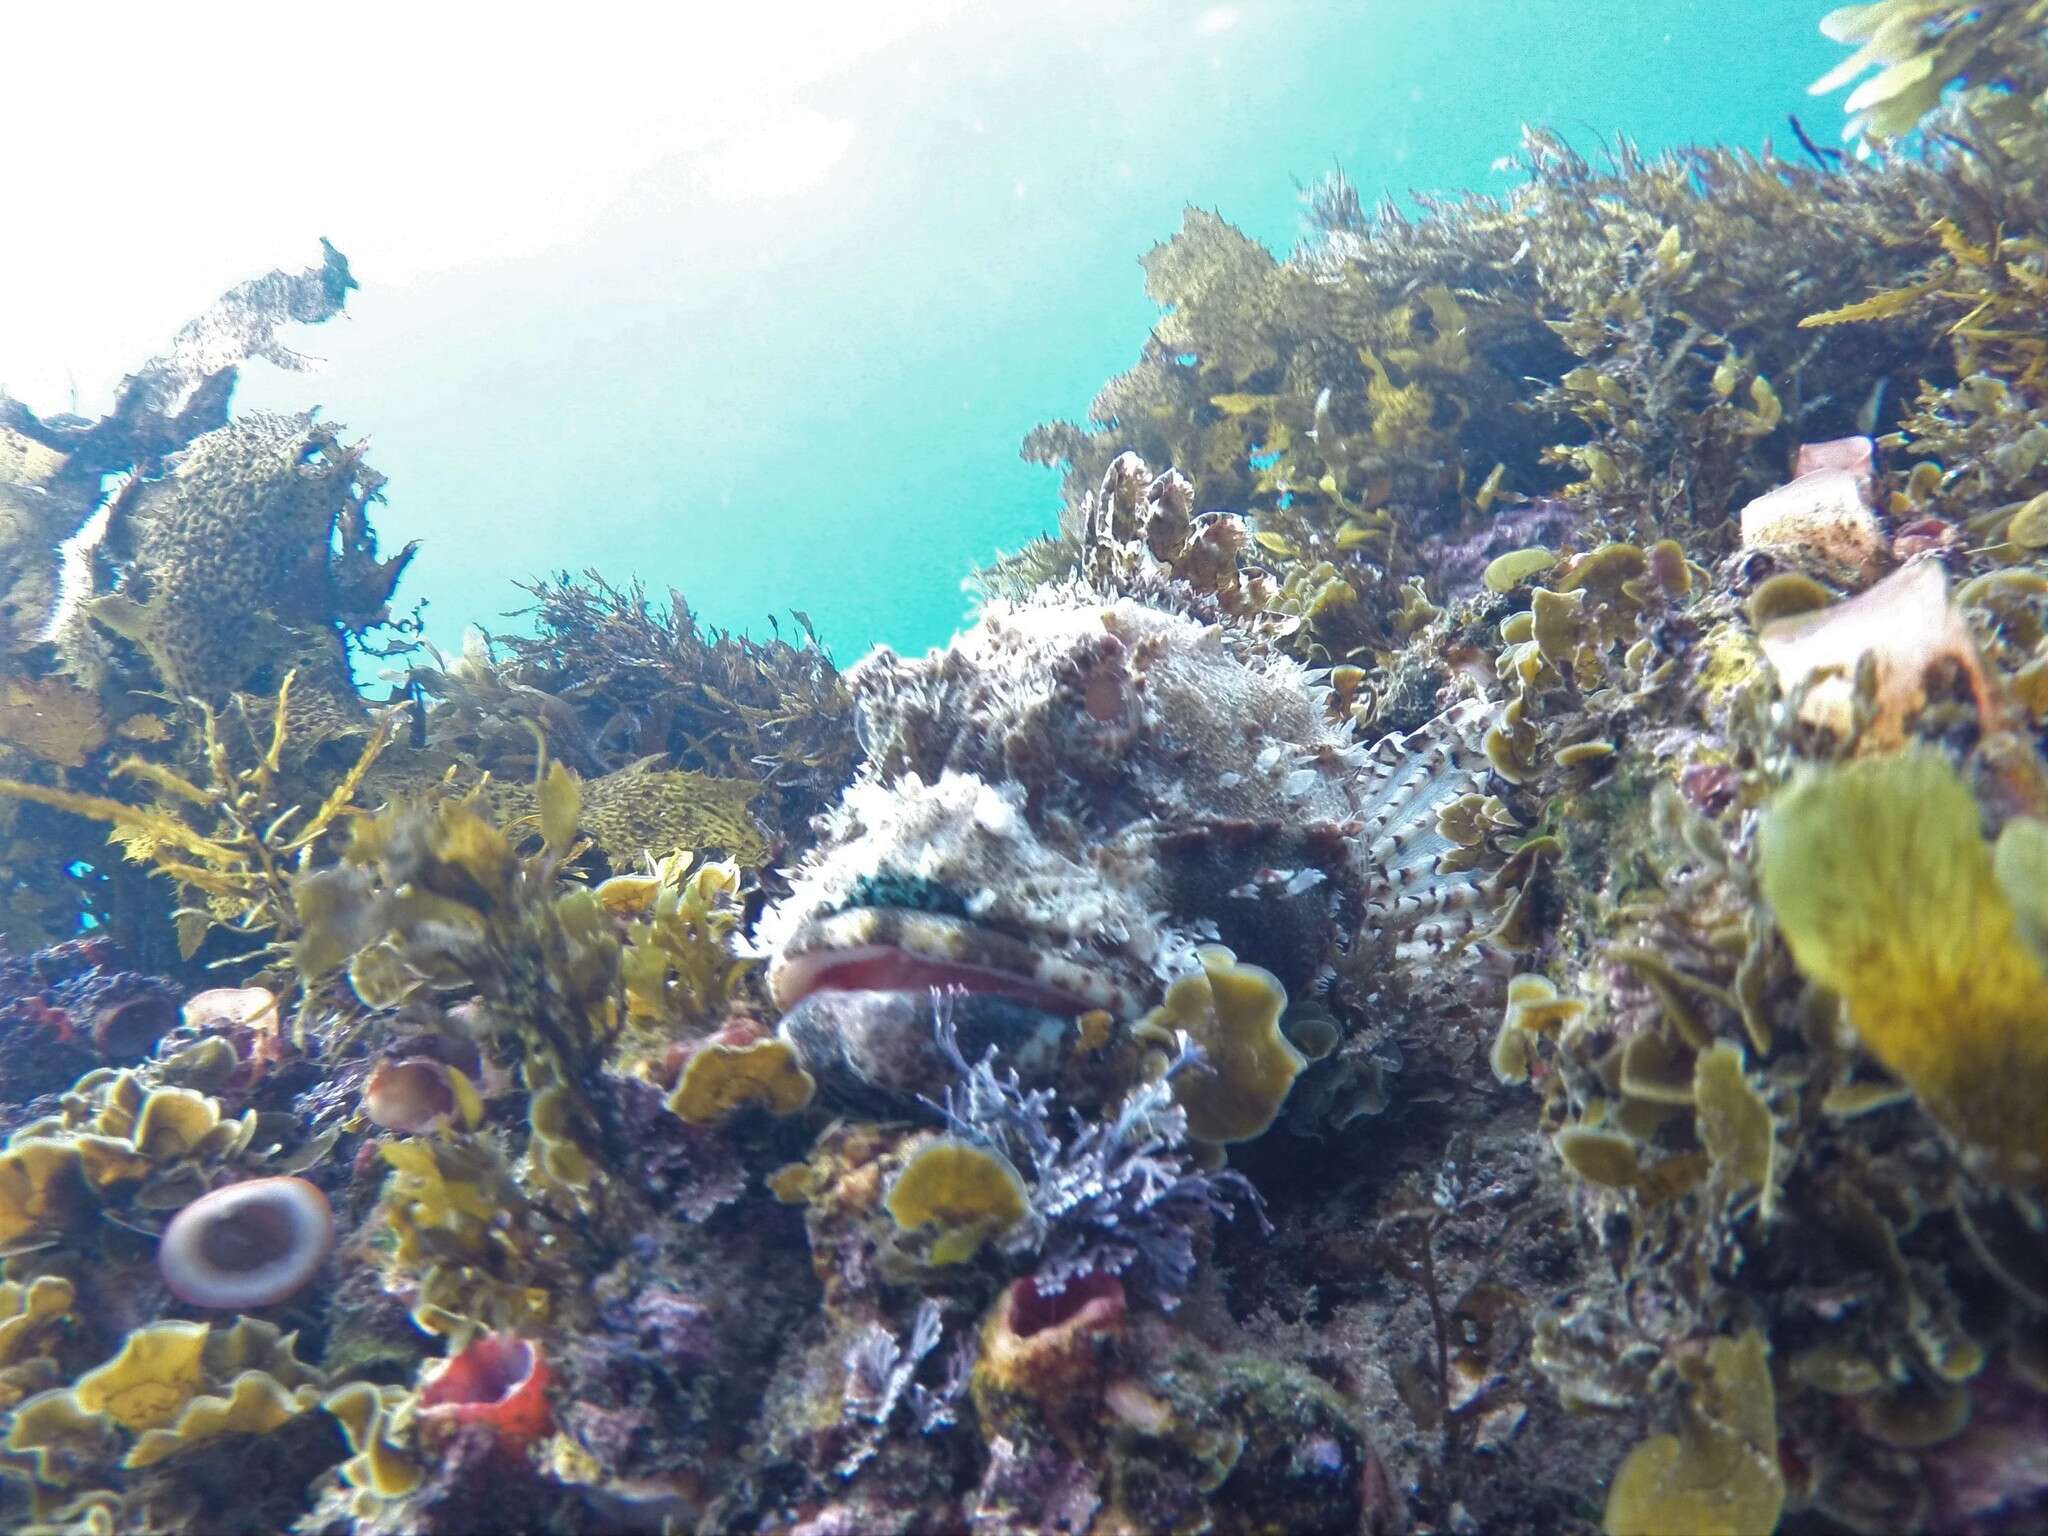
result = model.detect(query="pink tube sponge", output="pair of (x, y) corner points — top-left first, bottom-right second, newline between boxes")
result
(157, 1175), (334, 1309)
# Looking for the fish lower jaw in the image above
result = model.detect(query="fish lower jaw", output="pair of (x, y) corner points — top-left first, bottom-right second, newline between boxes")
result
(765, 907), (1136, 1016)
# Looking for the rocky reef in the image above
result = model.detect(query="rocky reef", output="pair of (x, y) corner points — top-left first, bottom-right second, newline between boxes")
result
(3, 3), (2048, 1531)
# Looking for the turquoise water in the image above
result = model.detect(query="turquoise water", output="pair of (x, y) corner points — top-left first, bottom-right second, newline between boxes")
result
(240, 1), (1838, 665)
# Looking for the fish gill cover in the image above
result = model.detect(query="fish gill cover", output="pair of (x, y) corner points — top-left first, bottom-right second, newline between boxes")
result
(3, 3), (2048, 1532)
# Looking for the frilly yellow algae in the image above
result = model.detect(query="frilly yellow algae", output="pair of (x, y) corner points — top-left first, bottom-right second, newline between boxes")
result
(1619, 1031), (1697, 1107)
(1604, 1328), (1783, 1536)
(1483, 547), (1557, 593)
(125, 1370), (322, 1468)
(323, 1380), (424, 1506)
(297, 782), (629, 1202)
(0, 1142), (89, 1251)
(6, 1316), (325, 1491)
(0, 1071), (257, 1250)
(1138, 946), (1300, 1144)
(619, 852), (751, 1035)
(1555, 1125), (1640, 1189)
(1491, 974), (1587, 1084)
(15, 1489), (122, 1536)
(1756, 747), (2048, 1182)
(0, 1277), (76, 1409)
(70, 1322), (210, 1432)
(525, 1083), (596, 1196)
(1693, 1042), (1777, 1218)
(3, 1390), (122, 1488)
(885, 1138), (1031, 1264)
(667, 1040), (816, 1125)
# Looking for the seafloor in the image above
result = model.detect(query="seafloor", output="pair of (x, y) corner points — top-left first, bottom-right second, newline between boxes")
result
(2, 8), (2048, 1534)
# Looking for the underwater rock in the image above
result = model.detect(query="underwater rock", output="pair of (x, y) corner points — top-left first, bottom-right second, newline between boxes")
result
(0, 938), (179, 1113)
(73, 413), (413, 729)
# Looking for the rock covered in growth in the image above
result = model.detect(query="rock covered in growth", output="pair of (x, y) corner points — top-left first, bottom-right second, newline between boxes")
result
(0, 241), (358, 661)
(73, 412), (413, 730)
(0, 937), (179, 1112)
(2, 245), (395, 739)
(19, 14), (2048, 1534)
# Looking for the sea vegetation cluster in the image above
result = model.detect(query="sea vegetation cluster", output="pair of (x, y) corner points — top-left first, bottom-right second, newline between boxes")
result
(2, 2), (2048, 1531)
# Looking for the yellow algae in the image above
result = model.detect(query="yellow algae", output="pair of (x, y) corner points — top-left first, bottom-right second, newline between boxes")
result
(70, 1322), (210, 1432)
(1619, 1032), (1696, 1107)
(125, 1370), (321, 1468)
(1605, 1329), (1783, 1536)
(527, 1084), (597, 1193)
(885, 1138), (1031, 1264)
(1757, 748), (2048, 1181)
(1493, 974), (1589, 1084)
(1743, 572), (1832, 629)
(1483, 548), (1558, 593)
(324, 1380), (426, 1502)
(0, 1141), (88, 1249)
(1556, 1125), (1640, 1189)
(621, 853), (749, 1030)
(667, 1039), (816, 1125)
(1694, 1042), (1777, 1217)
(595, 871), (664, 916)
(0, 1276), (75, 1409)
(1139, 946), (1301, 1144)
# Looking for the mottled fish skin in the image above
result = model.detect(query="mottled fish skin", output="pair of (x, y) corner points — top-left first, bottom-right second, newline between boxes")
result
(760, 590), (1491, 1104)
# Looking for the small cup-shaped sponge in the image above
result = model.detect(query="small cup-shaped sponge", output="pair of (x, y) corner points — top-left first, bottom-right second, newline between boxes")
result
(157, 1176), (334, 1310)
(418, 1331), (553, 1445)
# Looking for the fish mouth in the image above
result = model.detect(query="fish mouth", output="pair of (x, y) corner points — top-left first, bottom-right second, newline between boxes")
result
(768, 908), (1145, 1105)
(767, 907), (1135, 1017)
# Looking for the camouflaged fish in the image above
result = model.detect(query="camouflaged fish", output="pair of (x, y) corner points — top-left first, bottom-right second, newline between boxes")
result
(759, 576), (1495, 1110)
